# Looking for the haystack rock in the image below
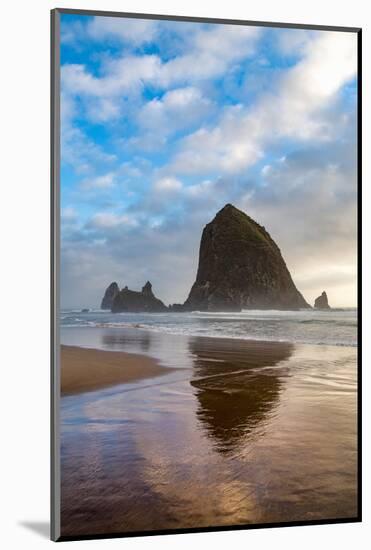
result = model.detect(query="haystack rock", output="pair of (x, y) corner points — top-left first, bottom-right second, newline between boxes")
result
(111, 281), (167, 313)
(314, 291), (330, 309)
(101, 282), (119, 310)
(184, 204), (310, 312)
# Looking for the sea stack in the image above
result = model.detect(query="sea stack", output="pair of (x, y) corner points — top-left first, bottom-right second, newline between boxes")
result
(111, 281), (167, 313)
(101, 282), (119, 310)
(314, 291), (330, 309)
(184, 204), (310, 312)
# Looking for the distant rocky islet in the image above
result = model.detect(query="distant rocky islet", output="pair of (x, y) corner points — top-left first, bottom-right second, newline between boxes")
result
(314, 291), (331, 309)
(101, 204), (330, 313)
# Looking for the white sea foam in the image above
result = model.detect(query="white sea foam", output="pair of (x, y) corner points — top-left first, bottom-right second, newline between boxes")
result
(60, 307), (358, 347)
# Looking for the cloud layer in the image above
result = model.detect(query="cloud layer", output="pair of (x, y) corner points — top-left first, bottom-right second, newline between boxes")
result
(60, 15), (358, 308)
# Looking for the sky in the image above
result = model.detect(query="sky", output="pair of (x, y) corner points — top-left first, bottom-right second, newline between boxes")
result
(60, 14), (358, 309)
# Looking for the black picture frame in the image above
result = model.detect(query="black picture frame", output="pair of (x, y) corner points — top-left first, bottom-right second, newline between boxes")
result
(51, 8), (362, 542)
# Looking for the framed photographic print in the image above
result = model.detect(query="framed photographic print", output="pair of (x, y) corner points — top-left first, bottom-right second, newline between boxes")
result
(51, 8), (361, 542)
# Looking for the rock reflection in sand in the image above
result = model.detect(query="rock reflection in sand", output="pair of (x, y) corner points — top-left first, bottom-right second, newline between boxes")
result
(189, 338), (293, 453)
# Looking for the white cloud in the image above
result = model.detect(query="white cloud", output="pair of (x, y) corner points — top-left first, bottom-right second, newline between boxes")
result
(88, 212), (137, 229)
(275, 29), (314, 56)
(61, 91), (117, 174)
(84, 97), (121, 123)
(61, 16), (158, 49)
(60, 91), (75, 126)
(283, 32), (356, 102)
(163, 87), (204, 108)
(61, 24), (261, 113)
(60, 19), (85, 46)
(138, 87), (213, 139)
(62, 55), (162, 98)
(169, 104), (263, 174)
(168, 31), (357, 175)
(154, 177), (183, 193)
(87, 16), (157, 44)
(81, 172), (116, 190)
(119, 161), (143, 179)
(61, 207), (77, 222)
(184, 179), (215, 198)
(158, 25), (261, 86)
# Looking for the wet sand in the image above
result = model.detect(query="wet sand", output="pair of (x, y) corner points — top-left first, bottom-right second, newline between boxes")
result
(60, 328), (358, 537)
(61, 345), (173, 395)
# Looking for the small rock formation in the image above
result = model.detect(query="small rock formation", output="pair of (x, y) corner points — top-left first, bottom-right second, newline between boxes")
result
(101, 282), (119, 310)
(111, 281), (167, 313)
(184, 204), (310, 311)
(314, 291), (330, 309)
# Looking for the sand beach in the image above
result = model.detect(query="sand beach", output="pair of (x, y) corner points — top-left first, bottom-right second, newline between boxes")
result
(59, 326), (358, 537)
(61, 345), (173, 395)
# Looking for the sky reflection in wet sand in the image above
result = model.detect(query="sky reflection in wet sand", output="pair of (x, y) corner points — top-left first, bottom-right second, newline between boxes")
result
(60, 328), (357, 537)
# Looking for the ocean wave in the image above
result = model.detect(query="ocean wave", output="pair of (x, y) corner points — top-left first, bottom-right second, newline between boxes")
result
(61, 320), (357, 347)
(61, 309), (108, 315)
(299, 319), (357, 327)
(60, 307), (357, 348)
(62, 320), (145, 330)
(192, 308), (357, 315)
(142, 325), (357, 347)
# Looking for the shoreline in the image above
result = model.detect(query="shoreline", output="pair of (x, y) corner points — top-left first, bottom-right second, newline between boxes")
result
(60, 327), (357, 399)
(60, 307), (358, 350)
(61, 345), (174, 396)
(61, 324), (357, 350)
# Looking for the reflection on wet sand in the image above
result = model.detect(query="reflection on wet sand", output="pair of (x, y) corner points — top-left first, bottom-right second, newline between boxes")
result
(189, 338), (293, 453)
(103, 330), (152, 353)
(60, 327), (357, 537)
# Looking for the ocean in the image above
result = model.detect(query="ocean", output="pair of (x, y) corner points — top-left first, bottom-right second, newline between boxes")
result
(61, 307), (357, 348)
